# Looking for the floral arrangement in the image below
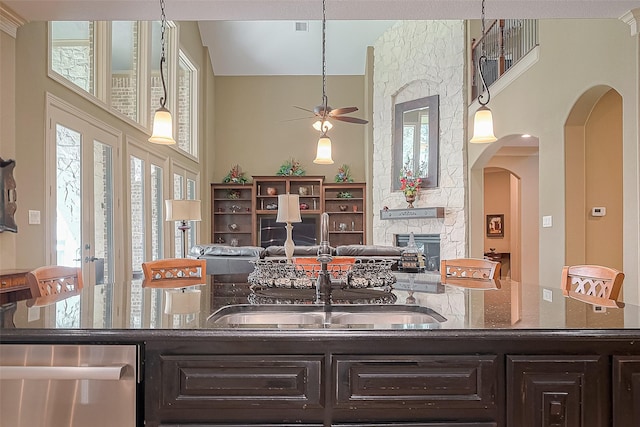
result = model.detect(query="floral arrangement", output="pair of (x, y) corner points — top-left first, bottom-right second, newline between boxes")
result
(276, 158), (306, 176)
(223, 164), (250, 184)
(399, 159), (422, 197)
(334, 164), (354, 183)
(337, 191), (353, 199)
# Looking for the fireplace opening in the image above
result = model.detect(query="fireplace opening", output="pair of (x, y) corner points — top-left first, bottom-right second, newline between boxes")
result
(395, 234), (440, 271)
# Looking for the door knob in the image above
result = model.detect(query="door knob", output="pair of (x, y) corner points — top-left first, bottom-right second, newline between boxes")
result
(85, 256), (99, 263)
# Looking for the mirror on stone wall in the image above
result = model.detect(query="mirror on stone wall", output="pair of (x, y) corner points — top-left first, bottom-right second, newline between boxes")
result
(393, 95), (439, 190)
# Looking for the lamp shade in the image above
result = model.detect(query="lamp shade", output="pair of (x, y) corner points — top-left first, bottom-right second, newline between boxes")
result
(276, 194), (302, 223)
(313, 120), (333, 132)
(313, 135), (334, 164)
(165, 199), (202, 222)
(470, 106), (497, 143)
(149, 107), (176, 145)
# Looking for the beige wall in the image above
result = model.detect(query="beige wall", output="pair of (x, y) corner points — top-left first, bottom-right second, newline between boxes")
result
(483, 169), (511, 253)
(212, 75), (367, 181)
(468, 19), (639, 301)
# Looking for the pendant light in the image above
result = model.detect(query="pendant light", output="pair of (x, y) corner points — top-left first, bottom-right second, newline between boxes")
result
(149, 0), (176, 145)
(313, 0), (334, 164)
(470, 0), (497, 143)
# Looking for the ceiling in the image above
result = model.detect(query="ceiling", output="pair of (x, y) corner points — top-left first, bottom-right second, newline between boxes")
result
(4, 1), (638, 75)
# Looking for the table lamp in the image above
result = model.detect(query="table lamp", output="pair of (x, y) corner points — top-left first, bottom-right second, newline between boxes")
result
(276, 194), (302, 262)
(165, 199), (202, 258)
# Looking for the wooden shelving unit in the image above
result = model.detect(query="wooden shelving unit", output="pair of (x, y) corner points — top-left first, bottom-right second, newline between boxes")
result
(211, 178), (367, 248)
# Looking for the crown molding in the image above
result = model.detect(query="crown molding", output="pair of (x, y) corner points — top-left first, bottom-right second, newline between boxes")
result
(620, 8), (640, 36)
(1, 3), (26, 38)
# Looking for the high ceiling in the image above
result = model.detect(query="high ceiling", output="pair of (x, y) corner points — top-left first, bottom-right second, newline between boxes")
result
(4, 1), (638, 75)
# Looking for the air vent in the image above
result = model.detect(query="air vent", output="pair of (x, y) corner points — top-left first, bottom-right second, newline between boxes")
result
(295, 21), (309, 32)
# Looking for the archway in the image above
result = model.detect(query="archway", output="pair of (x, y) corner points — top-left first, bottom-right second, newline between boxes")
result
(565, 87), (623, 270)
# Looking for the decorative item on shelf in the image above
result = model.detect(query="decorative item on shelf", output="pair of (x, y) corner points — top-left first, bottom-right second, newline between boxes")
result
(276, 158), (306, 176)
(230, 205), (241, 213)
(339, 205), (348, 211)
(222, 164), (250, 184)
(228, 223), (239, 231)
(399, 232), (425, 272)
(215, 236), (225, 244)
(352, 205), (358, 212)
(337, 191), (353, 199)
(334, 164), (354, 183)
(266, 202), (278, 210)
(298, 186), (309, 196)
(400, 158), (422, 208)
(230, 238), (239, 247)
(226, 189), (241, 199)
(338, 223), (348, 232)
(300, 202), (310, 210)
(266, 187), (278, 196)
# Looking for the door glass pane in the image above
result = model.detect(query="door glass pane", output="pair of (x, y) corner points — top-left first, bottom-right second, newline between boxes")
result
(55, 124), (82, 328)
(129, 155), (145, 328)
(111, 21), (138, 121)
(92, 141), (115, 328)
(50, 21), (94, 94)
(151, 165), (164, 260)
(173, 173), (184, 257)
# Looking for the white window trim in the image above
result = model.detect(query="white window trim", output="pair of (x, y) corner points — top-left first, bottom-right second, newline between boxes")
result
(177, 48), (199, 160)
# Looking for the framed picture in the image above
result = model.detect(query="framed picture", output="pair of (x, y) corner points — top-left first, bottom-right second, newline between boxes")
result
(486, 214), (504, 238)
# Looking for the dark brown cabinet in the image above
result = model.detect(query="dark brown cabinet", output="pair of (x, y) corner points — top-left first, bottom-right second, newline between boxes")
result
(613, 356), (640, 427)
(211, 183), (255, 246)
(507, 355), (607, 427)
(322, 183), (366, 246)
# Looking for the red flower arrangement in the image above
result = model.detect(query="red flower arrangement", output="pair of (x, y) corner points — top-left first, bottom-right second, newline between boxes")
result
(399, 159), (422, 197)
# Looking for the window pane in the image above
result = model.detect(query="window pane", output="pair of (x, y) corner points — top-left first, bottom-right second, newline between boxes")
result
(111, 21), (139, 121)
(51, 21), (94, 94)
(187, 178), (197, 253)
(173, 174), (184, 257)
(150, 21), (171, 127)
(178, 53), (195, 155)
(151, 165), (164, 261)
(129, 155), (145, 328)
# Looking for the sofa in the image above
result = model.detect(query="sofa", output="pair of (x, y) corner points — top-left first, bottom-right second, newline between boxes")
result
(190, 244), (404, 277)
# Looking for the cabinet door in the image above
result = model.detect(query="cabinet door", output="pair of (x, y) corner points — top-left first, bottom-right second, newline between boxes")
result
(507, 355), (607, 427)
(613, 356), (640, 427)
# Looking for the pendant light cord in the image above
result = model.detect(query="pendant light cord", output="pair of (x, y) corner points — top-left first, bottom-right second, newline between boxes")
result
(159, 0), (168, 109)
(321, 0), (328, 120)
(477, 0), (490, 106)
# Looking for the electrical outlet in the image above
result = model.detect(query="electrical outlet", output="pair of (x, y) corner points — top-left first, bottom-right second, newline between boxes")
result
(28, 210), (41, 225)
(593, 305), (606, 313)
(542, 288), (553, 302)
(542, 215), (552, 228)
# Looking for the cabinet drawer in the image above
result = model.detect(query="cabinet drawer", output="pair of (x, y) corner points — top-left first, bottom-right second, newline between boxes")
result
(507, 355), (607, 427)
(334, 355), (498, 410)
(0, 273), (27, 289)
(613, 356), (640, 427)
(159, 354), (324, 410)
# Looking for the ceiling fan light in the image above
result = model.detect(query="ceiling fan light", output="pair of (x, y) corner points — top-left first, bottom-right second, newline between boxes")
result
(313, 135), (334, 164)
(149, 106), (176, 145)
(470, 106), (497, 143)
(313, 120), (333, 132)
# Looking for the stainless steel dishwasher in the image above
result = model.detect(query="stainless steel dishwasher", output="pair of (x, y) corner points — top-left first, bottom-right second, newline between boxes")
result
(0, 344), (138, 427)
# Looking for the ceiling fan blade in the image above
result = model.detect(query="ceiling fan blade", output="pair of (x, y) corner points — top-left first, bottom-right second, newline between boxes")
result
(281, 116), (315, 123)
(329, 106), (358, 116)
(332, 116), (369, 125)
(293, 105), (316, 114)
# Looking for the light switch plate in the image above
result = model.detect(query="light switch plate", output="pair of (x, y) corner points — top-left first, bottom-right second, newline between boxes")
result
(542, 215), (552, 228)
(542, 288), (553, 302)
(28, 210), (41, 225)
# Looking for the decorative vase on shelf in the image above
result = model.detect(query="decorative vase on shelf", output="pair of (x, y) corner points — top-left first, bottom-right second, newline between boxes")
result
(405, 193), (416, 208)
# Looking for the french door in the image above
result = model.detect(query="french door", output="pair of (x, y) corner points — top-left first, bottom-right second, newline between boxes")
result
(47, 96), (122, 328)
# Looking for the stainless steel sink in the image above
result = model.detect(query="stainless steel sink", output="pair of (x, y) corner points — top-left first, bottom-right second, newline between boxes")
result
(206, 304), (446, 329)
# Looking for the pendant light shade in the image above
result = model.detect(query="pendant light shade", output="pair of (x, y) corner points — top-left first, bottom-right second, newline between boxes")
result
(470, 106), (497, 143)
(313, 120), (333, 132)
(149, 106), (176, 145)
(313, 134), (334, 164)
(149, 0), (176, 145)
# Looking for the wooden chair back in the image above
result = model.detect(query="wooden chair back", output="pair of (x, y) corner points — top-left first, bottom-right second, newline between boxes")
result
(142, 258), (207, 289)
(561, 265), (625, 308)
(440, 258), (501, 281)
(26, 266), (83, 307)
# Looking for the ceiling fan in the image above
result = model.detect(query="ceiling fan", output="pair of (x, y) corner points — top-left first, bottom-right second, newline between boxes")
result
(294, 0), (368, 131)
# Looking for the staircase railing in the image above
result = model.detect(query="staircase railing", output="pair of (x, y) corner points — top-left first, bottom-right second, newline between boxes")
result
(471, 19), (538, 100)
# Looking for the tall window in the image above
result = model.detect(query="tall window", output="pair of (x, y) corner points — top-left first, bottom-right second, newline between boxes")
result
(177, 51), (197, 156)
(111, 21), (139, 121)
(50, 21), (95, 94)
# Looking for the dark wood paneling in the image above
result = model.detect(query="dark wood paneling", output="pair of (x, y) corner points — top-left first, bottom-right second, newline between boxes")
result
(334, 355), (498, 411)
(160, 354), (324, 409)
(613, 356), (640, 427)
(507, 355), (607, 427)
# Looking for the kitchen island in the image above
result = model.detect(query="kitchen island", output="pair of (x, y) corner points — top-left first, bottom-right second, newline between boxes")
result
(2, 274), (640, 427)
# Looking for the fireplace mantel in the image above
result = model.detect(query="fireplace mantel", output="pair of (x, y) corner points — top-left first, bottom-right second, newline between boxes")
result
(380, 207), (444, 220)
